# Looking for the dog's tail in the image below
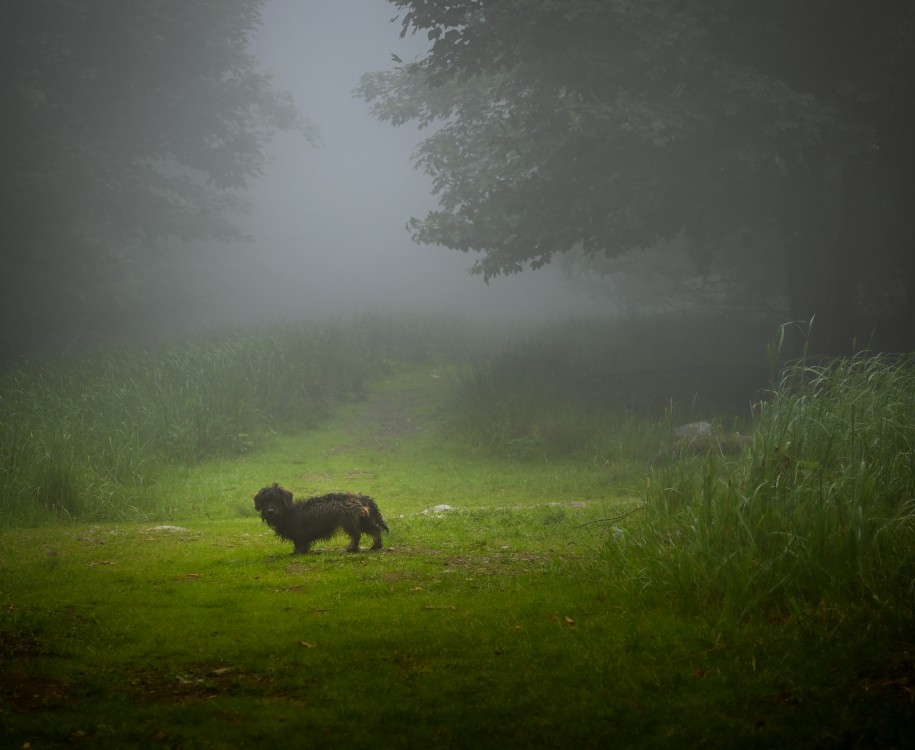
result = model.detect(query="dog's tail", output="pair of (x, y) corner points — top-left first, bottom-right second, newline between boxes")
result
(364, 497), (389, 533)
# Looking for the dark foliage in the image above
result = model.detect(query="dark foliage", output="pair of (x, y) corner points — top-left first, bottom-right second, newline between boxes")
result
(0, 0), (309, 357)
(360, 0), (915, 354)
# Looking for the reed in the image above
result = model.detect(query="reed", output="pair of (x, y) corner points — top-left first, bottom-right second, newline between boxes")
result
(0, 313), (471, 524)
(615, 352), (915, 637)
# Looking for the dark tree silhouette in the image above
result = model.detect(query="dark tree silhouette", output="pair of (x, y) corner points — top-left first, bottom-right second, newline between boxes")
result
(359, 0), (915, 354)
(1, 0), (312, 356)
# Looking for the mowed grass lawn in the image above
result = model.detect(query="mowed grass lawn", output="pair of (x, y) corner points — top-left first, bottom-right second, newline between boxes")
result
(2, 368), (913, 748)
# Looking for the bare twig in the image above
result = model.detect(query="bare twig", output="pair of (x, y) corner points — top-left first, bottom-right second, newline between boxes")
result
(577, 504), (645, 528)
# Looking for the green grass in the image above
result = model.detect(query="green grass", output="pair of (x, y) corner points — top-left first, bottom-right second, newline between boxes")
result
(2, 315), (914, 747)
(0, 313), (473, 525)
(3, 515), (911, 748)
(621, 353), (915, 631)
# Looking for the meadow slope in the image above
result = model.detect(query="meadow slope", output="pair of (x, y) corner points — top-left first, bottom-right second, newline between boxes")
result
(2, 362), (914, 748)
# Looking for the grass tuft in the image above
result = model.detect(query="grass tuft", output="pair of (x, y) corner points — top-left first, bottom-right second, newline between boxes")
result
(613, 353), (915, 641)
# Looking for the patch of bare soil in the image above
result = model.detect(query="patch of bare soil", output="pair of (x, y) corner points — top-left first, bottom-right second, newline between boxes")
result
(126, 665), (259, 703)
(0, 629), (44, 659)
(377, 547), (563, 577)
(0, 670), (74, 711)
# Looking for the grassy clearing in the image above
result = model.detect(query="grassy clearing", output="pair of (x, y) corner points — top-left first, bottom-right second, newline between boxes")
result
(2, 314), (914, 746)
(0, 313), (472, 525)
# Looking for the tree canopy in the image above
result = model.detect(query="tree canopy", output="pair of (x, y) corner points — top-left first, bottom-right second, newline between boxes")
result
(1, 0), (310, 356)
(359, 0), (915, 353)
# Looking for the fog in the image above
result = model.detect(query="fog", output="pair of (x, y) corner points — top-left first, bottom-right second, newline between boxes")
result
(183, 0), (608, 328)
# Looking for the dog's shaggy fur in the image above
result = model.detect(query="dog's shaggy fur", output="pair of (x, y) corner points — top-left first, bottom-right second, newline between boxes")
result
(253, 483), (389, 554)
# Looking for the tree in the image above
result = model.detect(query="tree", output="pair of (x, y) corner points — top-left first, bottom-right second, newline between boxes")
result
(359, 0), (915, 354)
(1, 0), (311, 357)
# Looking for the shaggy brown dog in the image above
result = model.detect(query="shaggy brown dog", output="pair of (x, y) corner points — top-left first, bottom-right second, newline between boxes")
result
(253, 483), (389, 554)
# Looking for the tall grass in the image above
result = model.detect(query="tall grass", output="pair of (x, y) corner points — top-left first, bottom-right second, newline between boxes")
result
(614, 352), (915, 637)
(0, 312), (470, 525)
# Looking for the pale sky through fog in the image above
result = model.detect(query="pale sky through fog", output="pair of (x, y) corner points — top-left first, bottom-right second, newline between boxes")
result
(190, 0), (608, 326)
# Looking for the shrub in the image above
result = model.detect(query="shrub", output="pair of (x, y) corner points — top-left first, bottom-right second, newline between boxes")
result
(614, 353), (915, 636)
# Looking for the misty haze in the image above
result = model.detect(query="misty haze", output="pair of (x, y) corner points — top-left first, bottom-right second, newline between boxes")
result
(2, 2), (914, 747)
(3, 0), (606, 355)
(230, 0), (609, 326)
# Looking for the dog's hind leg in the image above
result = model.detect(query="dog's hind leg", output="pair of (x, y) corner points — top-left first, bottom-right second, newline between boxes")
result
(342, 521), (362, 552)
(359, 508), (386, 550)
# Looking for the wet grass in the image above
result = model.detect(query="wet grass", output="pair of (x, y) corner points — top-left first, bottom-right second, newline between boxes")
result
(2, 315), (914, 746)
(3, 510), (912, 748)
(624, 353), (915, 629)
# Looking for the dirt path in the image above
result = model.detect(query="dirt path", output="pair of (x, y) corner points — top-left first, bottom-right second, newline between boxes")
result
(325, 370), (447, 456)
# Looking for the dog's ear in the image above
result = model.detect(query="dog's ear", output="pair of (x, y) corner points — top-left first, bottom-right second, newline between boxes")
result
(253, 488), (267, 510)
(280, 487), (294, 507)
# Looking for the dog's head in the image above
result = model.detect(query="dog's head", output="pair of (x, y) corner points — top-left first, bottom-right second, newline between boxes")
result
(253, 483), (294, 522)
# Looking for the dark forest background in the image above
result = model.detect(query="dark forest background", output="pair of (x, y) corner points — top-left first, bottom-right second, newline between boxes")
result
(3, 1), (914, 360)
